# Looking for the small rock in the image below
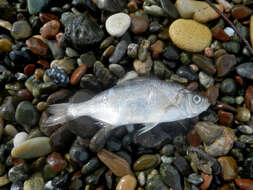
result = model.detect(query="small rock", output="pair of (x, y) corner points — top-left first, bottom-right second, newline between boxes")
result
(192, 54), (216, 75)
(216, 54), (236, 77)
(109, 64), (125, 78)
(69, 143), (89, 164)
(27, 0), (50, 14)
(212, 27), (229, 42)
(13, 132), (28, 148)
(188, 173), (203, 185)
(46, 152), (67, 174)
(0, 96), (20, 121)
(97, 149), (133, 177)
(169, 19), (212, 52)
(199, 72), (214, 88)
(109, 40), (129, 64)
(220, 78), (237, 95)
(11, 137), (52, 159)
(130, 15), (149, 35)
(218, 110), (234, 126)
(246, 85), (253, 112)
(80, 51), (97, 68)
(105, 13), (131, 37)
(39, 13), (59, 24)
(222, 41), (241, 54)
(224, 27), (235, 37)
(24, 172), (44, 190)
(173, 156), (190, 176)
(11, 20), (32, 40)
(153, 61), (172, 79)
(134, 56), (153, 75)
(47, 40), (64, 59)
(138, 172), (146, 187)
(151, 40), (164, 58)
(231, 4), (253, 19)
(236, 107), (251, 122)
(8, 163), (29, 182)
(0, 38), (12, 53)
(26, 37), (48, 56)
(127, 43), (138, 59)
(146, 175), (168, 190)
(40, 20), (60, 39)
(199, 173), (212, 190)
(235, 178), (253, 190)
(81, 157), (101, 175)
(176, 65), (198, 81)
(236, 62), (253, 80)
(70, 64), (88, 85)
(133, 154), (160, 171)
(160, 0), (179, 19)
(217, 156), (238, 181)
(116, 175), (137, 190)
(4, 124), (18, 137)
(162, 45), (180, 61)
(80, 74), (102, 92)
(0, 174), (10, 187)
(143, 5), (166, 17)
(251, 15), (253, 46)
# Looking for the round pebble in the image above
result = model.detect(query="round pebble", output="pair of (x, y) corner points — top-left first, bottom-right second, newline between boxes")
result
(11, 20), (32, 40)
(169, 19), (212, 52)
(13, 132), (28, 148)
(105, 13), (131, 37)
(224, 27), (235, 37)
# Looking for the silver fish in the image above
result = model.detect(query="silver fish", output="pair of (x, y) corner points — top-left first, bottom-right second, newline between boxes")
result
(44, 77), (210, 135)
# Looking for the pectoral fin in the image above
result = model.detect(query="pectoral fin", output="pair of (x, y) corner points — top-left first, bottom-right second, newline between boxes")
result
(136, 122), (159, 136)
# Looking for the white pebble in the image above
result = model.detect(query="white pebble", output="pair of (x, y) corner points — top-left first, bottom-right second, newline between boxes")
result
(224, 27), (235, 37)
(13, 132), (28, 148)
(105, 13), (131, 37)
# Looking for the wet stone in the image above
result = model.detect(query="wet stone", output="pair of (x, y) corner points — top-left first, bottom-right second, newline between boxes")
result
(116, 175), (137, 190)
(216, 54), (236, 77)
(70, 64), (88, 85)
(130, 15), (149, 35)
(176, 65), (198, 81)
(236, 107), (251, 122)
(243, 157), (253, 179)
(46, 152), (67, 174)
(40, 20), (60, 39)
(212, 27), (230, 42)
(246, 86), (253, 112)
(94, 61), (115, 88)
(80, 51), (97, 68)
(80, 74), (102, 92)
(109, 64), (125, 78)
(134, 56), (153, 75)
(85, 167), (106, 185)
(220, 78), (237, 95)
(39, 13), (59, 24)
(13, 132), (28, 148)
(192, 54), (216, 75)
(11, 21), (32, 40)
(199, 72), (214, 88)
(27, 0), (50, 14)
(69, 143), (89, 164)
(222, 41), (241, 54)
(153, 61), (172, 79)
(160, 163), (182, 190)
(8, 163), (29, 182)
(160, 0), (179, 19)
(217, 156), (238, 181)
(0, 96), (21, 121)
(162, 45), (180, 61)
(188, 173), (203, 185)
(231, 4), (253, 19)
(173, 156), (190, 176)
(109, 40), (128, 64)
(146, 175), (169, 190)
(218, 110), (234, 126)
(236, 62), (253, 80)
(239, 135), (253, 144)
(81, 157), (100, 175)
(133, 154), (160, 171)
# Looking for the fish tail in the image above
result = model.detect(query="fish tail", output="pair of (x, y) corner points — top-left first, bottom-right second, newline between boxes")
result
(43, 103), (73, 126)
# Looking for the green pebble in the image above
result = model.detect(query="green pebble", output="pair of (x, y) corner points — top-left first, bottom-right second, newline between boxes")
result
(235, 96), (244, 105)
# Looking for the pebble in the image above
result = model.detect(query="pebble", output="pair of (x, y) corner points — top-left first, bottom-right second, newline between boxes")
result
(0, 174), (10, 187)
(199, 72), (214, 88)
(146, 175), (168, 190)
(0, 19), (12, 31)
(175, 0), (223, 23)
(40, 20), (60, 39)
(246, 86), (253, 112)
(26, 37), (48, 56)
(13, 132), (28, 148)
(130, 15), (149, 35)
(235, 178), (253, 190)
(97, 149), (133, 177)
(220, 78), (237, 95)
(80, 51), (97, 68)
(27, 0), (50, 14)
(127, 43), (138, 59)
(188, 173), (203, 185)
(222, 41), (241, 54)
(8, 163), (29, 182)
(176, 65), (198, 81)
(70, 64), (88, 85)
(11, 20), (32, 40)
(231, 4), (253, 19)
(47, 40), (64, 59)
(218, 110), (234, 126)
(169, 19), (212, 52)
(134, 56), (153, 75)
(143, 5), (165, 17)
(0, 38), (12, 53)
(4, 124), (18, 137)
(15, 101), (40, 128)
(199, 173), (212, 190)
(236, 107), (251, 122)
(109, 64), (125, 78)
(69, 143), (89, 164)
(109, 40), (128, 64)
(192, 54), (216, 75)
(39, 13), (59, 24)
(46, 152), (67, 174)
(11, 137), (52, 159)
(224, 27), (235, 37)
(81, 157), (101, 175)
(217, 156), (238, 181)
(236, 62), (253, 80)
(173, 156), (191, 176)
(239, 134), (253, 144)
(162, 45), (180, 61)
(24, 172), (44, 190)
(138, 172), (146, 186)
(116, 175), (137, 190)
(212, 27), (230, 42)
(105, 13), (131, 37)
(160, 0), (179, 19)
(216, 54), (236, 77)
(133, 154), (160, 171)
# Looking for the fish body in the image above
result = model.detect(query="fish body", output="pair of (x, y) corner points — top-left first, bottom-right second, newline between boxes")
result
(45, 78), (210, 133)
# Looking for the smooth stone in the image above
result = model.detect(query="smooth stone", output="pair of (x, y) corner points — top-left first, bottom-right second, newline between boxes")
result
(130, 15), (149, 35)
(218, 110), (234, 126)
(85, 166), (106, 185)
(224, 27), (235, 37)
(47, 40), (64, 59)
(133, 154), (160, 171)
(64, 15), (104, 50)
(69, 143), (89, 164)
(222, 41), (241, 54)
(162, 45), (179, 61)
(13, 132), (28, 148)
(46, 152), (67, 173)
(40, 20), (60, 39)
(175, 0), (223, 23)
(24, 172), (44, 190)
(245, 86), (253, 112)
(80, 74), (102, 92)
(169, 19), (212, 52)
(217, 156), (238, 181)
(15, 101), (40, 128)
(116, 175), (137, 190)
(176, 65), (198, 81)
(105, 13), (131, 37)
(27, 0), (50, 14)
(8, 163), (29, 182)
(216, 54), (236, 77)
(188, 173), (203, 185)
(0, 118), (3, 141)
(127, 43), (138, 59)
(236, 107), (251, 122)
(160, 163), (182, 190)
(11, 137), (52, 159)
(212, 27), (229, 42)
(26, 37), (48, 56)
(151, 40), (164, 58)
(0, 174), (10, 187)
(0, 38), (12, 53)
(39, 13), (59, 24)
(0, 19), (12, 30)
(4, 124), (18, 137)
(160, 0), (179, 19)
(192, 54), (216, 75)
(236, 62), (253, 80)
(10, 181), (24, 190)
(173, 156), (190, 176)
(220, 78), (237, 95)
(153, 61), (172, 79)
(0, 97), (23, 121)
(199, 71), (214, 88)
(95, 0), (127, 12)
(235, 178), (253, 190)
(81, 157), (101, 175)
(134, 55), (153, 75)
(66, 47), (79, 57)
(97, 149), (133, 177)
(231, 4), (253, 19)
(11, 21), (32, 40)
(70, 64), (88, 85)
(50, 58), (75, 74)
(243, 157), (253, 179)
(143, 5), (166, 17)
(109, 64), (125, 78)
(109, 40), (128, 64)
(80, 51), (96, 68)
(146, 175), (168, 190)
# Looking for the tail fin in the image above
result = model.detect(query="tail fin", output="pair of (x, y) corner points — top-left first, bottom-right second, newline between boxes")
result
(43, 103), (71, 127)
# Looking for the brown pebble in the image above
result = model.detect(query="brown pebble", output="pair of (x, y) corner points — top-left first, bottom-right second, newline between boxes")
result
(151, 40), (164, 58)
(206, 85), (219, 105)
(235, 178), (253, 190)
(216, 101), (237, 112)
(0, 38), (12, 53)
(128, 1), (138, 12)
(130, 15), (149, 34)
(218, 110), (234, 126)
(97, 149), (133, 177)
(46, 152), (67, 173)
(187, 128), (201, 146)
(37, 59), (50, 69)
(218, 156), (238, 181)
(40, 20), (60, 39)
(46, 89), (72, 105)
(24, 64), (36, 76)
(116, 175), (137, 190)
(186, 82), (199, 91)
(212, 27), (230, 42)
(231, 5), (253, 20)
(102, 45), (115, 58)
(56, 32), (64, 48)
(235, 75), (245, 87)
(26, 37), (48, 56)
(215, 54), (236, 77)
(70, 64), (88, 85)
(204, 47), (214, 57)
(246, 85), (253, 112)
(39, 13), (59, 24)
(200, 173), (212, 190)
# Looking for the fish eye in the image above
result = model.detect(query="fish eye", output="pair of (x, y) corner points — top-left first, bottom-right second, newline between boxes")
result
(192, 95), (202, 105)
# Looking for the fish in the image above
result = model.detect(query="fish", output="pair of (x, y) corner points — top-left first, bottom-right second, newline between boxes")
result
(43, 77), (210, 135)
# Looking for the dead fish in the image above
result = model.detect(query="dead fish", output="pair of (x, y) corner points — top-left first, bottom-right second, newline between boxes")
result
(44, 77), (210, 135)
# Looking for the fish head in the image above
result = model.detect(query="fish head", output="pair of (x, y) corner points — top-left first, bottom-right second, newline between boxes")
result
(182, 91), (210, 117)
